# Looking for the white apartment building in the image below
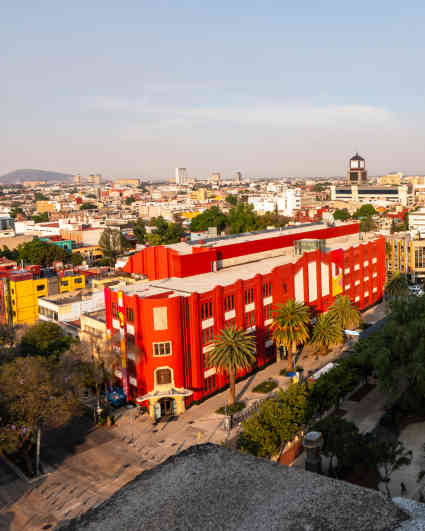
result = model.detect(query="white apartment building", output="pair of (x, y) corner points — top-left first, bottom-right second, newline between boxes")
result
(248, 188), (301, 217)
(175, 168), (187, 185)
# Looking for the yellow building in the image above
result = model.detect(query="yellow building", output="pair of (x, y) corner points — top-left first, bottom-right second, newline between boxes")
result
(386, 233), (425, 279)
(5, 272), (86, 326)
(36, 201), (56, 213)
(190, 189), (208, 201)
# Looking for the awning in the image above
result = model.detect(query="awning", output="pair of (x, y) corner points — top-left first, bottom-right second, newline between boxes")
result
(136, 388), (194, 403)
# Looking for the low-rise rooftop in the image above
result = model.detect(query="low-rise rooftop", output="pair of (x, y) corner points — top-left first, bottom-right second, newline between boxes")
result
(57, 444), (408, 531)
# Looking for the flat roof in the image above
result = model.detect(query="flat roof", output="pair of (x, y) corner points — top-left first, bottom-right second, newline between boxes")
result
(166, 221), (358, 255)
(117, 232), (380, 298)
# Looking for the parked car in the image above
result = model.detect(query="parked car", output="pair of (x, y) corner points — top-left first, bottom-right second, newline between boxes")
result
(409, 285), (424, 296)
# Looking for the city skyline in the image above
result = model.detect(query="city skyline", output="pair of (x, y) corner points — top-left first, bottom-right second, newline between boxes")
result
(3, 1), (425, 177)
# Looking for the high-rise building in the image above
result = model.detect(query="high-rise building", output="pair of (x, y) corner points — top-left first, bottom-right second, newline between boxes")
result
(347, 153), (367, 184)
(175, 168), (187, 185)
(73, 174), (82, 185)
(233, 171), (243, 184)
(88, 174), (102, 185)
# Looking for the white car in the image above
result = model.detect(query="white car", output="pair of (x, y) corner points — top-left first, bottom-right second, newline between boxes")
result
(409, 285), (424, 296)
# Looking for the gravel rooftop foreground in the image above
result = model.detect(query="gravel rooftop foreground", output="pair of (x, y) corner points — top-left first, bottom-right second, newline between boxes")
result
(57, 443), (409, 531)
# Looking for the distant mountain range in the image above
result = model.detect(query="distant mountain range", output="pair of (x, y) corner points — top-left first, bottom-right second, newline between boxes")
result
(0, 169), (73, 184)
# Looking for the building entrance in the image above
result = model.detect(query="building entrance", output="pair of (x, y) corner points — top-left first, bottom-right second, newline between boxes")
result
(159, 398), (175, 418)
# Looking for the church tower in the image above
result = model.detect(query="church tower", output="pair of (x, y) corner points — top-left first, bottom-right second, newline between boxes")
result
(347, 153), (367, 184)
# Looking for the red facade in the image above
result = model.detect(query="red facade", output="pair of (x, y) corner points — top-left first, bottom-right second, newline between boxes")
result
(105, 231), (386, 411)
(123, 222), (360, 280)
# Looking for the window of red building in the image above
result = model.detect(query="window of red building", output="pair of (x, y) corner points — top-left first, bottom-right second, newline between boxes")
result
(202, 326), (214, 345)
(245, 310), (255, 328)
(264, 304), (273, 321)
(112, 303), (119, 318)
(262, 281), (272, 298)
(244, 287), (254, 304)
(156, 369), (172, 385)
(224, 294), (235, 312)
(153, 341), (172, 356)
(201, 301), (213, 320)
(126, 307), (134, 322)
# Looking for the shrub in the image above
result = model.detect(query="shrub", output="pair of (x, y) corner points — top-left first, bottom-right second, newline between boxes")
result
(253, 380), (278, 393)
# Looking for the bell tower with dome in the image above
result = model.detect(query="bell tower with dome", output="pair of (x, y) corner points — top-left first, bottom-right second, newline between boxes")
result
(347, 153), (367, 184)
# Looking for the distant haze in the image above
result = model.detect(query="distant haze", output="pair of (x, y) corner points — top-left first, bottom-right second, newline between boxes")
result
(3, 2), (425, 178)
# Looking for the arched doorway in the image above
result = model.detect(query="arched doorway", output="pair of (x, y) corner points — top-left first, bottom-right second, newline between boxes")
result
(154, 398), (176, 420)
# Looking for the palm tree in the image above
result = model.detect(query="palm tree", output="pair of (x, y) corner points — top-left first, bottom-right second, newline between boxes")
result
(311, 313), (343, 354)
(328, 295), (361, 332)
(271, 300), (310, 369)
(208, 326), (256, 406)
(384, 272), (409, 303)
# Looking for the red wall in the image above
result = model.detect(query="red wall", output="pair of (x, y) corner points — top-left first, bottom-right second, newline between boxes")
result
(107, 235), (385, 406)
(123, 222), (360, 280)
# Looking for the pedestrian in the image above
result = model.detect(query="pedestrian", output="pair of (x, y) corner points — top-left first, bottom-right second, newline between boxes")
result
(401, 482), (407, 495)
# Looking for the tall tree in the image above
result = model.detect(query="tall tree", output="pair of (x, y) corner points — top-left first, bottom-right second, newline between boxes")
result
(146, 216), (185, 245)
(384, 272), (409, 304)
(208, 326), (256, 406)
(0, 356), (81, 475)
(99, 228), (131, 265)
(190, 206), (227, 233)
(19, 321), (72, 359)
(133, 218), (146, 244)
(354, 204), (377, 219)
(311, 313), (343, 354)
(17, 238), (70, 267)
(328, 295), (361, 332)
(226, 203), (260, 234)
(333, 208), (351, 222)
(271, 300), (310, 368)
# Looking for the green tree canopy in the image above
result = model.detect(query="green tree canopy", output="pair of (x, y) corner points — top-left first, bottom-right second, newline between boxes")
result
(208, 326), (256, 405)
(328, 295), (361, 331)
(69, 252), (84, 266)
(384, 272), (409, 304)
(0, 356), (81, 473)
(226, 203), (261, 234)
(133, 218), (146, 244)
(99, 228), (131, 265)
(31, 212), (49, 223)
(190, 206), (228, 233)
(333, 208), (351, 222)
(20, 321), (73, 359)
(311, 313), (343, 354)
(354, 204), (377, 219)
(17, 238), (70, 267)
(146, 216), (185, 245)
(80, 202), (97, 210)
(225, 194), (238, 206)
(359, 217), (377, 232)
(271, 300), (310, 368)
(239, 384), (310, 458)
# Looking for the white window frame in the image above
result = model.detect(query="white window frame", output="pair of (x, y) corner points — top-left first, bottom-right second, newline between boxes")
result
(153, 341), (172, 357)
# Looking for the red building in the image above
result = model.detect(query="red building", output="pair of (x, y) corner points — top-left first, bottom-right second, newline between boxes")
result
(105, 222), (386, 420)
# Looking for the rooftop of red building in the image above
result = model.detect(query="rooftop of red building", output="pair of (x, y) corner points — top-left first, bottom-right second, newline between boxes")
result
(114, 230), (381, 299)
